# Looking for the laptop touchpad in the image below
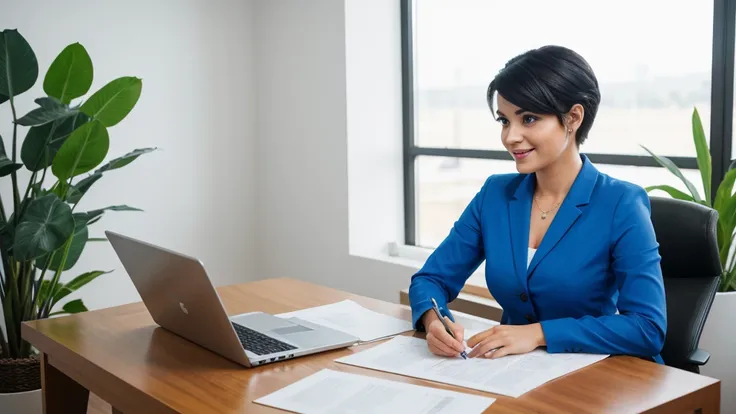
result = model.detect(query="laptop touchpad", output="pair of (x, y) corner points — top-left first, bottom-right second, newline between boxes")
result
(271, 325), (313, 335)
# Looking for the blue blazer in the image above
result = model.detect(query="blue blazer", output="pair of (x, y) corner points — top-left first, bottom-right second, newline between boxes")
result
(408, 154), (667, 363)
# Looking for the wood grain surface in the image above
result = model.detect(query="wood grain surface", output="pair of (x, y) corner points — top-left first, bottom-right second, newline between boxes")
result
(22, 277), (720, 413)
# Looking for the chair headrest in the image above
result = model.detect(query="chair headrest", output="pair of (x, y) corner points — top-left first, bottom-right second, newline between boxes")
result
(649, 196), (721, 279)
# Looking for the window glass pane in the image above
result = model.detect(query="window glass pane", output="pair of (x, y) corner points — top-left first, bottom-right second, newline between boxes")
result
(413, 0), (713, 157)
(416, 156), (703, 248)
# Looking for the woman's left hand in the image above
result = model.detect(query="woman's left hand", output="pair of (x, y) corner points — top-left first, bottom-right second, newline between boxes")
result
(466, 323), (546, 359)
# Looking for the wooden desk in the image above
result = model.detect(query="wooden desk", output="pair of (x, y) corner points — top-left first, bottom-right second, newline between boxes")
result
(400, 287), (504, 322)
(22, 277), (720, 413)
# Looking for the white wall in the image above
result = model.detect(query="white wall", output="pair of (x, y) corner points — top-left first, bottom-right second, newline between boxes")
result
(345, 0), (406, 261)
(254, 0), (418, 303)
(1, 0), (419, 315)
(0, 0), (257, 310)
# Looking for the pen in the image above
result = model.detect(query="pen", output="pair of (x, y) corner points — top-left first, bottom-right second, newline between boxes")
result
(430, 297), (468, 360)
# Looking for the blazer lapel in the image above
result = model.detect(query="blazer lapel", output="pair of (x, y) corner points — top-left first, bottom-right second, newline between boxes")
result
(527, 155), (599, 277)
(509, 174), (534, 288)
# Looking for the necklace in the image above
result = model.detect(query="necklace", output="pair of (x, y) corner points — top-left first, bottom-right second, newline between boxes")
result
(534, 196), (561, 220)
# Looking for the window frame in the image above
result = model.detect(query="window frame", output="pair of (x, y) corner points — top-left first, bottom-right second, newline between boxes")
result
(401, 0), (736, 248)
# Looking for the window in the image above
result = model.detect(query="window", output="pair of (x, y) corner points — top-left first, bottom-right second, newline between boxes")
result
(402, 0), (736, 248)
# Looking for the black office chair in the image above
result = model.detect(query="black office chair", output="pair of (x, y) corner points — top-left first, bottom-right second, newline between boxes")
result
(649, 196), (721, 373)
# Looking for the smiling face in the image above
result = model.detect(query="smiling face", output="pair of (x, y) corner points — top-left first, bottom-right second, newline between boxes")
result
(495, 94), (582, 174)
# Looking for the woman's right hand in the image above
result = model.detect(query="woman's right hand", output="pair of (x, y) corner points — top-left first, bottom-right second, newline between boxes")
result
(422, 310), (466, 357)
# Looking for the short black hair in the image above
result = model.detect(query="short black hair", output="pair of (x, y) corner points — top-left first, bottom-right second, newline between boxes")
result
(487, 45), (601, 146)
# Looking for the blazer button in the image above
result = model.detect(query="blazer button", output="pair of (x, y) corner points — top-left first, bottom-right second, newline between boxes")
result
(525, 314), (534, 323)
(520, 292), (528, 302)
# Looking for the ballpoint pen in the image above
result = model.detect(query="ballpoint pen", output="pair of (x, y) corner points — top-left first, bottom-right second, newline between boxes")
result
(430, 297), (468, 360)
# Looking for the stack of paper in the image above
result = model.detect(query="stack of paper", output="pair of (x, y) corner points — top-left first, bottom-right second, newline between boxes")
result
(276, 299), (413, 343)
(254, 369), (495, 413)
(449, 311), (500, 349)
(336, 335), (608, 398)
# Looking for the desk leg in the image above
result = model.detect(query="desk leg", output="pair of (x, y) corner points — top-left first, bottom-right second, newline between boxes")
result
(41, 353), (89, 414)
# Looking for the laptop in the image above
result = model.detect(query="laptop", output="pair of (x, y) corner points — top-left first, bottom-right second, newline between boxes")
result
(105, 230), (360, 368)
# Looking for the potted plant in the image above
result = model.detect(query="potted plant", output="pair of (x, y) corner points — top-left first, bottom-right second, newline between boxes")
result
(642, 106), (735, 410)
(0, 29), (154, 412)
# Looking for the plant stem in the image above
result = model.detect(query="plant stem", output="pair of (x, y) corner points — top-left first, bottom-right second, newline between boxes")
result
(9, 96), (21, 221)
(22, 121), (59, 206)
(36, 167), (48, 197)
(0, 234), (11, 304)
(723, 268), (736, 292)
(31, 253), (54, 319)
(0, 323), (8, 358)
(20, 261), (34, 321)
(0, 185), (6, 224)
(41, 240), (71, 318)
(21, 170), (38, 206)
(3, 269), (20, 357)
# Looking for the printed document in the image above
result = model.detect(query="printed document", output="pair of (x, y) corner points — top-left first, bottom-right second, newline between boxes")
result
(276, 300), (413, 342)
(450, 310), (501, 350)
(254, 369), (495, 414)
(336, 336), (608, 398)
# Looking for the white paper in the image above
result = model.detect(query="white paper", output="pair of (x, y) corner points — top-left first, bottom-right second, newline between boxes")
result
(254, 369), (495, 414)
(449, 311), (500, 351)
(336, 336), (608, 398)
(276, 300), (413, 343)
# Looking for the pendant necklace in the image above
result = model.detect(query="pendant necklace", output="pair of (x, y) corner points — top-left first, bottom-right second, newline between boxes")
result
(534, 196), (561, 220)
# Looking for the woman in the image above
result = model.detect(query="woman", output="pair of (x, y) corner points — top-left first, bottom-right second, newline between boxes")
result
(408, 45), (667, 363)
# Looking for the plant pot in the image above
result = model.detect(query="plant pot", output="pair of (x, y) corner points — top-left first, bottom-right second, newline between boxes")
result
(0, 355), (41, 392)
(0, 355), (42, 413)
(0, 388), (42, 414)
(698, 291), (736, 412)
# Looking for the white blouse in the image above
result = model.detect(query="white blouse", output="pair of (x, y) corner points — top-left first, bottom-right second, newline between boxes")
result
(527, 247), (537, 268)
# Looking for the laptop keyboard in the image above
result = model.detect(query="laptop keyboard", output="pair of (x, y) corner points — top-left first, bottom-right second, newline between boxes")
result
(232, 322), (298, 355)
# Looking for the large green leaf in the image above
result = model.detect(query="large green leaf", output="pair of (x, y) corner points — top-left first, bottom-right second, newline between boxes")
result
(35, 214), (88, 271)
(56, 298), (87, 315)
(0, 29), (38, 98)
(715, 168), (736, 265)
(44, 43), (93, 105)
(36, 279), (70, 312)
(722, 239), (736, 290)
(640, 145), (703, 202)
(719, 205), (736, 270)
(39, 269), (109, 315)
(0, 220), (15, 255)
(65, 147), (156, 204)
(0, 134), (23, 177)
(692, 108), (712, 205)
(12, 194), (75, 260)
(80, 76), (142, 127)
(21, 112), (90, 172)
(65, 270), (110, 292)
(51, 120), (109, 180)
(715, 168), (736, 215)
(97, 147), (157, 173)
(644, 185), (694, 202)
(36, 280), (56, 312)
(65, 172), (101, 204)
(16, 97), (79, 126)
(75, 205), (142, 226)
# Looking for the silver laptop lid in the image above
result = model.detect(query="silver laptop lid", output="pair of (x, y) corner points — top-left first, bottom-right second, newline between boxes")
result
(105, 230), (252, 367)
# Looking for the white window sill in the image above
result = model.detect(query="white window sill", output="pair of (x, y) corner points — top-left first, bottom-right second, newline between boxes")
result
(386, 242), (488, 290)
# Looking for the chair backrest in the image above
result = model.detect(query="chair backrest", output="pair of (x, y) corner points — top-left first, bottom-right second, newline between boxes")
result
(649, 196), (721, 373)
